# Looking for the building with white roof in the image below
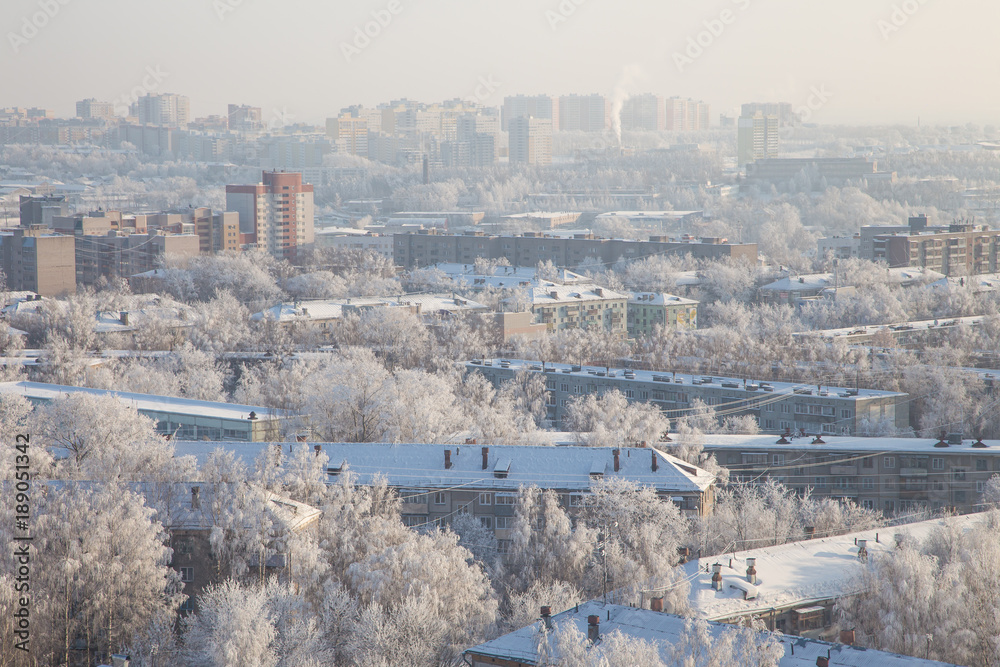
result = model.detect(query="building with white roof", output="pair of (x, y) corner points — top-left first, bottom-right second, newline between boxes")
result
(698, 432), (1000, 514)
(463, 600), (956, 667)
(627, 292), (699, 336)
(467, 360), (910, 434)
(0, 381), (284, 442)
(500, 211), (582, 229)
(251, 293), (488, 327)
(514, 283), (629, 338)
(792, 315), (985, 347)
(314, 227), (393, 259)
(681, 514), (981, 639)
(170, 442), (717, 550)
(415, 262), (588, 291)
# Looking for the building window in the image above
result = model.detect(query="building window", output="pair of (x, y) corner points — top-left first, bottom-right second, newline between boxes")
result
(977, 459), (988, 472)
(496, 492), (517, 505)
(841, 409), (852, 419)
(861, 499), (875, 510)
(433, 492), (446, 505)
(497, 539), (512, 554)
(862, 477), (874, 490)
(495, 517), (510, 530)
(568, 493), (585, 507)
(180, 567), (194, 583)
(772, 454), (785, 466)
(478, 516), (494, 530)
(403, 515), (427, 528)
(479, 493), (492, 506)
(814, 477), (827, 489)
(932, 458), (944, 471)
(883, 457), (896, 469)
(977, 481), (987, 493)
(862, 457), (874, 469)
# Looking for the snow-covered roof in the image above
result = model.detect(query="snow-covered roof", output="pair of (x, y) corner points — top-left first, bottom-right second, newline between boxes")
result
(793, 315), (985, 341)
(170, 442), (716, 494)
(0, 381), (282, 421)
(930, 273), (1000, 293)
(595, 210), (703, 219)
(464, 600), (956, 666)
(697, 432), (1000, 454)
(628, 292), (699, 307)
(427, 262), (587, 285)
(522, 283), (629, 305)
(467, 360), (906, 400)
(761, 274), (835, 293)
(683, 514), (982, 622)
(250, 293), (488, 323)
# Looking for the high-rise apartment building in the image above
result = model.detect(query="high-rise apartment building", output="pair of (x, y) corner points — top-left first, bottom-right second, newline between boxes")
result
(226, 171), (315, 261)
(508, 117), (552, 166)
(135, 93), (191, 128)
(227, 104), (263, 132)
(620, 94), (665, 132)
(664, 97), (710, 131)
(741, 102), (798, 127)
(327, 115), (369, 158)
(501, 95), (558, 131)
(0, 226), (76, 296)
(75, 99), (116, 120)
(558, 94), (608, 133)
(737, 112), (779, 166)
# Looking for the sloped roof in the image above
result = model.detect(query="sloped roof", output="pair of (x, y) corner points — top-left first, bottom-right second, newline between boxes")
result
(464, 600), (956, 666)
(170, 442), (716, 494)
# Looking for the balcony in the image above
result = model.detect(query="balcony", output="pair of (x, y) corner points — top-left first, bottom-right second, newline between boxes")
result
(830, 465), (857, 476)
(899, 468), (928, 478)
(401, 503), (428, 514)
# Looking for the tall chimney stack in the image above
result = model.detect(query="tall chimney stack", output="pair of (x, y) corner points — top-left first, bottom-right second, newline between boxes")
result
(540, 606), (553, 630)
(587, 615), (600, 643)
(314, 444), (322, 457)
(711, 563), (723, 591)
(482, 446), (489, 470)
(651, 450), (658, 472)
(191, 486), (201, 510)
(650, 597), (663, 612)
(444, 449), (452, 469)
(613, 449), (620, 472)
(840, 628), (856, 645)
(746, 557), (757, 585)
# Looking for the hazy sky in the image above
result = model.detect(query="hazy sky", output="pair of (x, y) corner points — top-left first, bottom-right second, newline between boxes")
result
(2, 0), (998, 126)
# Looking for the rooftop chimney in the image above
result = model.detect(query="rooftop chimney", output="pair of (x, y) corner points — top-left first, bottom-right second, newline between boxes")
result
(746, 557), (757, 585)
(444, 449), (452, 469)
(650, 597), (663, 612)
(711, 563), (723, 591)
(314, 444), (322, 457)
(191, 486), (200, 510)
(857, 539), (868, 562)
(540, 606), (553, 630)
(296, 434), (307, 442)
(613, 449), (620, 472)
(587, 615), (600, 643)
(816, 657), (829, 667)
(482, 446), (489, 470)
(840, 628), (856, 645)
(651, 450), (658, 472)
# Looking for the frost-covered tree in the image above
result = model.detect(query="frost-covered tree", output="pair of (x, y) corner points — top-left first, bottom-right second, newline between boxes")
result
(566, 390), (669, 447)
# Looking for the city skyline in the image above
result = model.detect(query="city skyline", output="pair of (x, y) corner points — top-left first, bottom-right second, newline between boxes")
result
(2, 0), (999, 127)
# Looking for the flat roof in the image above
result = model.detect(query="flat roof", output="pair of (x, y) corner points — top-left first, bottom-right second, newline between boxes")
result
(0, 381), (281, 421)
(466, 360), (907, 400)
(697, 433), (1000, 455)
(683, 514), (981, 622)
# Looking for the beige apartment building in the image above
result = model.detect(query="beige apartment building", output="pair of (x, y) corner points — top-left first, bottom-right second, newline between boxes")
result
(0, 226), (76, 296)
(627, 292), (699, 336)
(518, 283), (629, 337)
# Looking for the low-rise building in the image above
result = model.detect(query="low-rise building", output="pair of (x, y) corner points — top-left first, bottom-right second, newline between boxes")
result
(699, 433), (1000, 514)
(464, 599), (955, 667)
(466, 360), (910, 434)
(172, 442), (717, 539)
(393, 229), (758, 270)
(627, 292), (698, 336)
(0, 381), (284, 442)
(514, 283), (629, 338)
(251, 293), (489, 330)
(500, 211), (582, 229)
(682, 514), (979, 639)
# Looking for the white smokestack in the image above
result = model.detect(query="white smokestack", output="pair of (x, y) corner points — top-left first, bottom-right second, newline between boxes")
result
(610, 63), (643, 148)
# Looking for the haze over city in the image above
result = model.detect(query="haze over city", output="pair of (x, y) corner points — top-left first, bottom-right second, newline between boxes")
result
(8, 1), (1000, 666)
(3, 0), (999, 125)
